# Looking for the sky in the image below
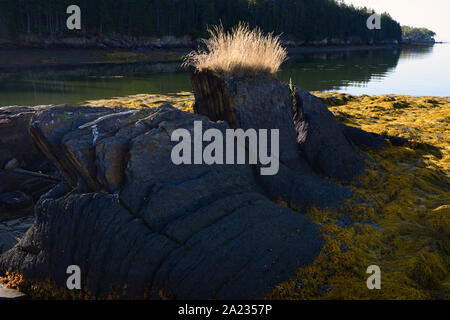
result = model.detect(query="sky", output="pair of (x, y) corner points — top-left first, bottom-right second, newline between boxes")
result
(343, 0), (450, 41)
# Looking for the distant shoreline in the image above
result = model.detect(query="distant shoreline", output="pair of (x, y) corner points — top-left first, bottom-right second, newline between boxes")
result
(0, 42), (437, 71)
(0, 34), (434, 51)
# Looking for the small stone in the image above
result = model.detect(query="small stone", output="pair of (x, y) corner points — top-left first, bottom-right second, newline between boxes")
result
(5, 219), (21, 226)
(4, 158), (19, 170)
(16, 223), (33, 230)
(0, 284), (27, 300)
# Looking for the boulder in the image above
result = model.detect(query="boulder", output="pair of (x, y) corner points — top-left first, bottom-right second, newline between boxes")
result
(0, 285), (27, 300)
(190, 71), (363, 208)
(4, 159), (19, 170)
(0, 76), (384, 299)
(0, 105), (324, 299)
(28, 105), (130, 189)
(293, 87), (366, 183)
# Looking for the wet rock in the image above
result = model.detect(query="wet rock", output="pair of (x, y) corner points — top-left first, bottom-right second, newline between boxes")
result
(0, 105), (324, 299)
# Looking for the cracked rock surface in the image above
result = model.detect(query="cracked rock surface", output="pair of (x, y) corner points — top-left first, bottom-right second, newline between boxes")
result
(0, 104), (324, 299)
(0, 76), (380, 299)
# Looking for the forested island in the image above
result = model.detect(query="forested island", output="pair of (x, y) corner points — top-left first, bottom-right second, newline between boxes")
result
(0, 0), (403, 48)
(402, 26), (437, 43)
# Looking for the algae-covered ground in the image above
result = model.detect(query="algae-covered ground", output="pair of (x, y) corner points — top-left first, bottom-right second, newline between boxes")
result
(84, 92), (449, 300)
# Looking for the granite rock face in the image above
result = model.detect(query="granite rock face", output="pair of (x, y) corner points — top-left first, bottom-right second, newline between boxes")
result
(0, 75), (386, 299)
(0, 105), (324, 299)
(190, 72), (364, 208)
(293, 87), (365, 183)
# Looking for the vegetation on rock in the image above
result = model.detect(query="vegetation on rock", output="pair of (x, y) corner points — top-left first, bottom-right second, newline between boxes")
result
(402, 26), (436, 42)
(270, 93), (450, 299)
(183, 23), (287, 76)
(85, 92), (449, 299)
(84, 92), (195, 113)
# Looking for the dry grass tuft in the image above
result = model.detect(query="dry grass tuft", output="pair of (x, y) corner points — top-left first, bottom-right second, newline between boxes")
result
(183, 22), (287, 76)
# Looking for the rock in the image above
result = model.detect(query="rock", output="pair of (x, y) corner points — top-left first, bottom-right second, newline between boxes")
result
(0, 106), (46, 169)
(0, 216), (35, 240)
(338, 124), (410, 151)
(190, 71), (360, 208)
(0, 191), (33, 221)
(339, 124), (388, 150)
(28, 105), (143, 190)
(4, 158), (19, 170)
(0, 284), (27, 300)
(0, 106), (61, 220)
(0, 169), (58, 221)
(0, 105), (324, 299)
(293, 87), (365, 183)
(191, 71), (307, 171)
(0, 231), (17, 254)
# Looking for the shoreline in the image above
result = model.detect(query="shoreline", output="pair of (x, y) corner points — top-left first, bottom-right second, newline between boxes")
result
(0, 43), (436, 70)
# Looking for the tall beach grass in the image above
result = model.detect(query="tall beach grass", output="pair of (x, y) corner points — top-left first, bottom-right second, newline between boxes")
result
(183, 22), (287, 76)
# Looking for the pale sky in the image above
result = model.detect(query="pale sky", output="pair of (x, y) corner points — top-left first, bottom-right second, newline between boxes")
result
(343, 0), (450, 41)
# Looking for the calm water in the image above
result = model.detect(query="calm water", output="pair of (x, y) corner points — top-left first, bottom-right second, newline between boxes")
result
(0, 44), (449, 107)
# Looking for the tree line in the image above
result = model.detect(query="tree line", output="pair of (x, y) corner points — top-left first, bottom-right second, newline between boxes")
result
(0, 0), (402, 43)
(402, 26), (436, 42)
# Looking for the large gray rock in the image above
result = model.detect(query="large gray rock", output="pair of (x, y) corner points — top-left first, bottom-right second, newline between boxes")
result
(293, 87), (365, 183)
(28, 105), (132, 189)
(190, 72), (361, 209)
(0, 105), (324, 299)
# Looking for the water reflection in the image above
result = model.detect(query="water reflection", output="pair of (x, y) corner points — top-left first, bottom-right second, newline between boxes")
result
(0, 44), (446, 107)
(277, 49), (401, 91)
(0, 62), (190, 106)
(398, 45), (434, 60)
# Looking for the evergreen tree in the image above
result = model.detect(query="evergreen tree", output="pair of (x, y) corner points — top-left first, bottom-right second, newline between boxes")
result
(0, 0), (404, 42)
